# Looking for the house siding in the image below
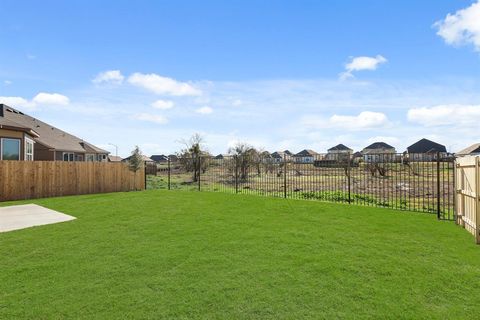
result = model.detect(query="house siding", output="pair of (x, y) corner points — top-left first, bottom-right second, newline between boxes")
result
(326, 150), (352, 161)
(33, 143), (55, 161)
(409, 152), (448, 162)
(362, 148), (397, 163)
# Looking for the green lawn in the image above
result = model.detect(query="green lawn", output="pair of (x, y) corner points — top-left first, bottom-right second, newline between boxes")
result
(1, 190), (479, 319)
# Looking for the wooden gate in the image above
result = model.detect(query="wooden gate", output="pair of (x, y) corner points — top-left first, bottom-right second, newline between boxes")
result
(455, 156), (480, 243)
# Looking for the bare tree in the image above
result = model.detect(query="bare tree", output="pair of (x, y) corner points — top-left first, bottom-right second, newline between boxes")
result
(177, 133), (209, 182)
(365, 162), (389, 177)
(334, 153), (352, 177)
(228, 142), (257, 181)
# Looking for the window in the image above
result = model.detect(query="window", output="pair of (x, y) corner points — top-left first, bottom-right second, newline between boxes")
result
(97, 154), (107, 162)
(86, 154), (95, 162)
(1, 138), (21, 160)
(63, 152), (75, 161)
(25, 138), (34, 161)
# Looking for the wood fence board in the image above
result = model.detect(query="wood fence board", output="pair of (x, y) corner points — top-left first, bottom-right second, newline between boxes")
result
(0, 161), (144, 202)
(455, 156), (480, 243)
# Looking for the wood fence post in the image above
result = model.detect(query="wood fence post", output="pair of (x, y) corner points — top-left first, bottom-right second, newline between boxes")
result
(475, 156), (480, 244)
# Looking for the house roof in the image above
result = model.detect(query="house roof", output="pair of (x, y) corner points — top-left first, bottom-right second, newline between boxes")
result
(363, 142), (395, 150)
(328, 144), (352, 151)
(456, 143), (480, 155)
(407, 138), (446, 153)
(108, 155), (122, 162)
(168, 154), (179, 161)
(283, 150), (293, 155)
(271, 151), (289, 158)
(260, 151), (272, 158)
(150, 154), (169, 162)
(294, 149), (318, 157)
(122, 155), (154, 162)
(0, 104), (109, 154)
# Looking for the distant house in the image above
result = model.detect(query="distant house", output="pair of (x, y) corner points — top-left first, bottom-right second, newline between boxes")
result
(168, 154), (179, 162)
(457, 143), (480, 157)
(293, 149), (318, 163)
(406, 138), (447, 161)
(257, 151), (272, 163)
(108, 155), (122, 162)
(213, 154), (230, 162)
(326, 144), (353, 161)
(362, 142), (396, 163)
(122, 155), (155, 163)
(270, 151), (292, 163)
(352, 151), (363, 164)
(150, 154), (169, 163)
(0, 104), (109, 161)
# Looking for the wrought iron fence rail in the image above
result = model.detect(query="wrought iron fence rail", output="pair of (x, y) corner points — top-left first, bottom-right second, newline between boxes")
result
(146, 153), (455, 220)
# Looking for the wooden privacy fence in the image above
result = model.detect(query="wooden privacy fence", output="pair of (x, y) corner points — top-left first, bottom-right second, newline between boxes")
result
(0, 161), (145, 202)
(455, 156), (480, 243)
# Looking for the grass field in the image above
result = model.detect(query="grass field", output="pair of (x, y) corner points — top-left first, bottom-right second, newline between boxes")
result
(1, 190), (479, 319)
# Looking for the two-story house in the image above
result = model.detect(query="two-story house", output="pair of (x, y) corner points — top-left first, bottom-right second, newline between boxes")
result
(406, 138), (447, 161)
(362, 142), (396, 163)
(326, 144), (353, 161)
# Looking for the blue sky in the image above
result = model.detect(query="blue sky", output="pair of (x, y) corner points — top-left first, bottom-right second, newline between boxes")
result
(1, 0), (480, 156)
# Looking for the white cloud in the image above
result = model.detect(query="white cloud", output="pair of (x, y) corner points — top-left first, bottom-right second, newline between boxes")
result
(232, 99), (243, 106)
(3, 80), (12, 86)
(133, 113), (168, 124)
(26, 54), (36, 60)
(434, 1), (480, 52)
(0, 93), (70, 110)
(0, 96), (32, 108)
(407, 104), (480, 127)
(92, 70), (124, 85)
(340, 55), (387, 80)
(330, 111), (389, 129)
(300, 111), (389, 132)
(195, 106), (213, 114)
(151, 99), (174, 110)
(32, 93), (70, 106)
(128, 72), (202, 96)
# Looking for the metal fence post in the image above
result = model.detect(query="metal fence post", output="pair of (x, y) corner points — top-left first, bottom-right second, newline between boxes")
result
(144, 161), (147, 190)
(437, 152), (441, 219)
(234, 155), (239, 194)
(347, 157), (351, 203)
(167, 158), (171, 190)
(283, 153), (287, 198)
(198, 156), (201, 191)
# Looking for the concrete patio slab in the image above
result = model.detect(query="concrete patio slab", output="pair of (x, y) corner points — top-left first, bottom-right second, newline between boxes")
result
(0, 204), (76, 233)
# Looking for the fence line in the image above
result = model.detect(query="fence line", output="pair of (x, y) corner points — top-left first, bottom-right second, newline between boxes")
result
(0, 161), (145, 202)
(455, 156), (480, 243)
(147, 153), (455, 219)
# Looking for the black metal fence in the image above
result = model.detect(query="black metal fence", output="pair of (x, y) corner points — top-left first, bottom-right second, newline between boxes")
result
(146, 153), (455, 220)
